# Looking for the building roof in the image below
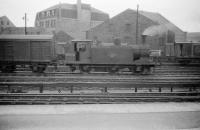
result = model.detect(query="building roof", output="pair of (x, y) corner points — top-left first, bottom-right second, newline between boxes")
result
(41, 3), (108, 14)
(0, 34), (53, 40)
(139, 10), (183, 33)
(0, 16), (15, 27)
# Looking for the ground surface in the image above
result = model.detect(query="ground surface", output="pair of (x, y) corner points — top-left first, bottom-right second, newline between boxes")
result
(0, 103), (200, 130)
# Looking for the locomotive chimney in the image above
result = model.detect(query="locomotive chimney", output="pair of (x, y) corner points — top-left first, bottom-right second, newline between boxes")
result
(77, 0), (82, 20)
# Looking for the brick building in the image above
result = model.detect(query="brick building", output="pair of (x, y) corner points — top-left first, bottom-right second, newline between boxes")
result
(0, 16), (15, 33)
(87, 9), (186, 54)
(34, 0), (109, 39)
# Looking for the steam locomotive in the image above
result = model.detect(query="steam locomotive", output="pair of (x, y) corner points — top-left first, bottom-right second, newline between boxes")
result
(0, 34), (155, 74)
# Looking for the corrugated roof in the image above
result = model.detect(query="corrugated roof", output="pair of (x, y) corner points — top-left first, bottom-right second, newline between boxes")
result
(0, 35), (53, 40)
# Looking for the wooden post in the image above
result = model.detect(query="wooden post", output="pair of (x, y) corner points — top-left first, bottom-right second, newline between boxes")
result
(159, 87), (162, 92)
(135, 87), (137, 92)
(70, 86), (73, 93)
(104, 87), (108, 93)
(39, 84), (43, 93)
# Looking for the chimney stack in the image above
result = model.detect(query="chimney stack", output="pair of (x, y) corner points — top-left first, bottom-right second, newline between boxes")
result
(77, 0), (82, 20)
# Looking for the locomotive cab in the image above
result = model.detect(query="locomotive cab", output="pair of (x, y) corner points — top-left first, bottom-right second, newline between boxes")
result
(65, 40), (93, 72)
(73, 40), (92, 62)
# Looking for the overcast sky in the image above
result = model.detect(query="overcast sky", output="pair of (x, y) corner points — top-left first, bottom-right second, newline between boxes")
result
(0, 0), (199, 32)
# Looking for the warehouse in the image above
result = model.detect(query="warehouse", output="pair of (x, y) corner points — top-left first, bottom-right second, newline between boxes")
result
(86, 9), (187, 55)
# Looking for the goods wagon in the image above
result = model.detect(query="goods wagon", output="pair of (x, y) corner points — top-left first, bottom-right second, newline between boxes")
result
(65, 40), (155, 74)
(0, 35), (55, 72)
(174, 42), (200, 64)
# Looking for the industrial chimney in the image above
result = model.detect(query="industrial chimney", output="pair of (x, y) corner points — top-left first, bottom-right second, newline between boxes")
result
(77, 0), (82, 20)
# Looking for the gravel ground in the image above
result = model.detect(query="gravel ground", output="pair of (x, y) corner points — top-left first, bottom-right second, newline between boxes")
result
(0, 103), (200, 115)
(0, 103), (200, 130)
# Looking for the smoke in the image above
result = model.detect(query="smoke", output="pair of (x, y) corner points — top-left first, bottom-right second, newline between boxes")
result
(142, 24), (168, 36)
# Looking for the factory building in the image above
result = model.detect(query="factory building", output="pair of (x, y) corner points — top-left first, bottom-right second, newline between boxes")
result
(87, 9), (187, 55)
(34, 0), (109, 39)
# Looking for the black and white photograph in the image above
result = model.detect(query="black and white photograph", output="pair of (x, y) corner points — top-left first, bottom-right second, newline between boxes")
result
(0, 0), (200, 129)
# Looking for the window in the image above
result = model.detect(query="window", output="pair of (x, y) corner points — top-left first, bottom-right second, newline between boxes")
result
(39, 12), (42, 18)
(77, 43), (86, 52)
(47, 11), (50, 17)
(45, 20), (50, 28)
(51, 10), (55, 16)
(40, 21), (44, 27)
(1, 21), (4, 25)
(41, 12), (45, 18)
(7, 21), (9, 25)
(51, 20), (56, 27)
(142, 35), (146, 44)
(44, 12), (47, 17)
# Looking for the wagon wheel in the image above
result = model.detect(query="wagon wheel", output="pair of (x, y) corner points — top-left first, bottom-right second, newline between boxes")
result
(80, 66), (91, 73)
(1, 65), (16, 73)
(37, 66), (46, 73)
(31, 65), (46, 73)
(179, 60), (191, 65)
(142, 66), (150, 75)
(108, 66), (119, 74)
(69, 65), (76, 72)
(130, 66), (136, 74)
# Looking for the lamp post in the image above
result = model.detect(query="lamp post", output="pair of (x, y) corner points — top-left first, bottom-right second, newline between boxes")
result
(136, 4), (139, 44)
(22, 13), (27, 35)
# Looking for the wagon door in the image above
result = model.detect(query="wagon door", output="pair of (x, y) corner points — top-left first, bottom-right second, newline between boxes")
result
(74, 41), (91, 63)
(4, 41), (14, 62)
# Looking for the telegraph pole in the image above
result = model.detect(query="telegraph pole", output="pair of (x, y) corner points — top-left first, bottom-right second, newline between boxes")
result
(136, 4), (139, 44)
(23, 13), (27, 35)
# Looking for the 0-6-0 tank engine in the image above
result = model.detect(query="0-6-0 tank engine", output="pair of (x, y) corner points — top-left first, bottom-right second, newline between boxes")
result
(64, 40), (155, 74)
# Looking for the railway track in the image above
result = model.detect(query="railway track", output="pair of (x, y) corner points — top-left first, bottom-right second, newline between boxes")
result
(0, 63), (200, 104)
(0, 93), (200, 105)
(0, 76), (200, 85)
(1, 62), (200, 76)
